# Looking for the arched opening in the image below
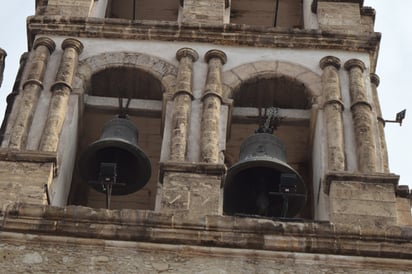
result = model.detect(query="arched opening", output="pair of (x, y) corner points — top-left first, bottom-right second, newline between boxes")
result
(91, 67), (163, 100)
(69, 66), (166, 210)
(224, 70), (315, 219)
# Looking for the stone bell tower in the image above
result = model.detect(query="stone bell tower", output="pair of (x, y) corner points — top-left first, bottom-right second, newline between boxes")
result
(0, 0), (411, 272)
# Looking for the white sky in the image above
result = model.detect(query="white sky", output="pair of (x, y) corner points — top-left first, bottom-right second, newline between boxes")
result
(0, 1), (411, 188)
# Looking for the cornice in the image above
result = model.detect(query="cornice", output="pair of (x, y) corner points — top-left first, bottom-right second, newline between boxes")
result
(1, 203), (412, 260)
(27, 16), (380, 70)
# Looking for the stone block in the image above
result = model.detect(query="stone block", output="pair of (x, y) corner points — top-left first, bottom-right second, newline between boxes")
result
(0, 161), (54, 208)
(329, 181), (397, 227)
(317, 2), (361, 32)
(396, 197), (412, 226)
(277, 62), (308, 79)
(231, 63), (257, 82)
(160, 171), (223, 218)
(45, 0), (93, 17)
(182, 0), (225, 25)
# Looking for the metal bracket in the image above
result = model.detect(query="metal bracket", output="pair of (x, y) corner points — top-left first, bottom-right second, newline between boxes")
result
(384, 109), (406, 126)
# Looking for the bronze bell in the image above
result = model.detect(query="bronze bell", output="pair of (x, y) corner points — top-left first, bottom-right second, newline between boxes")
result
(224, 132), (307, 218)
(78, 116), (151, 195)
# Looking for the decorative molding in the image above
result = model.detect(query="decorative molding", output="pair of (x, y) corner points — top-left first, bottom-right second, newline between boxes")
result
(370, 73), (380, 87)
(344, 58), (366, 72)
(325, 172), (399, 194)
(320, 56), (341, 70)
(312, 0), (364, 13)
(1, 202), (412, 260)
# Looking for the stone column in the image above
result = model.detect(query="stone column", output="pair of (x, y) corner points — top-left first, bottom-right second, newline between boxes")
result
(9, 37), (56, 150)
(320, 56), (345, 171)
(39, 38), (83, 152)
(0, 52), (29, 144)
(0, 48), (6, 88)
(170, 48), (199, 161)
(200, 49), (227, 163)
(370, 73), (389, 173)
(344, 59), (377, 173)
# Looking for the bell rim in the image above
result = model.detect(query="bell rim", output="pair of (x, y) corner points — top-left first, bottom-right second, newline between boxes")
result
(225, 157), (305, 193)
(78, 138), (152, 194)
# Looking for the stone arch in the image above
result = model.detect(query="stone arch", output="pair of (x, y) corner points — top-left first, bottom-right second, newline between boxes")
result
(69, 52), (177, 210)
(73, 51), (178, 97)
(222, 61), (321, 219)
(222, 61), (322, 108)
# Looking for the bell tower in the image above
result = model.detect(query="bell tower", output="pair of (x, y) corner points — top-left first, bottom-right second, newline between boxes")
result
(0, 0), (411, 272)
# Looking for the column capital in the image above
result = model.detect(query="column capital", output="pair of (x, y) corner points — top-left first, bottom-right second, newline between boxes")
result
(62, 38), (84, 54)
(320, 56), (341, 70)
(33, 37), (56, 54)
(344, 59), (366, 72)
(176, 47), (199, 62)
(370, 73), (380, 87)
(204, 49), (227, 65)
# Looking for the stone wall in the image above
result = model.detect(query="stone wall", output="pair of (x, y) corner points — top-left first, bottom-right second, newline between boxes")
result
(182, 0), (226, 25)
(0, 161), (53, 209)
(1, 232), (411, 273)
(44, 0), (94, 17)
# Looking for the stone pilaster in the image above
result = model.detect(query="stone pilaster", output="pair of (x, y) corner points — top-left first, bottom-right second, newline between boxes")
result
(9, 37), (56, 150)
(320, 56), (345, 171)
(200, 49), (227, 163)
(39, 38), (83, 152)
(370, 73), (389, 173)
(0, 48), (6, 88)
(170, 48), (198, 161)
(344, 59), (377, 173)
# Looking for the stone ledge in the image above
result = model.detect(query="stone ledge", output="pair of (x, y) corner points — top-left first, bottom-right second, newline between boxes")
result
(0, 149), (57, 165)
(325, 172), (400, 194)
(1, 203), (412, 259)
(312, 0), (364, 13)
(27, 15), (380, 52)
(159, 161), (226, 183)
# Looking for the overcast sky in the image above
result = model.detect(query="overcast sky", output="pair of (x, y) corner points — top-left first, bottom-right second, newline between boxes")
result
(0, 1), (411, 188)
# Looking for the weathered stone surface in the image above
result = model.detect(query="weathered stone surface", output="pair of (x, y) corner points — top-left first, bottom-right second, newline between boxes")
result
(370, 73), (389, 173)
(320, 56), (345, 172)
(345, 59), (378, 173)
(170, 48), (198, 161)
(0, 161), (53, 208)
(40, 38), (83, 152)
(161, 171), (223, 218)
(8, 37), (55, 150)
(396, 197), (412, 226)
(1, 231), (412, 273)
(317, 2), (362, 33)
(26, 16), (381, 71)
(201, 50), (226, 163)
(2, 203), (412, 262)
(329, 181), (397, 227)
(182, 0), (225, 25)
(44, 0), (93, 17)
